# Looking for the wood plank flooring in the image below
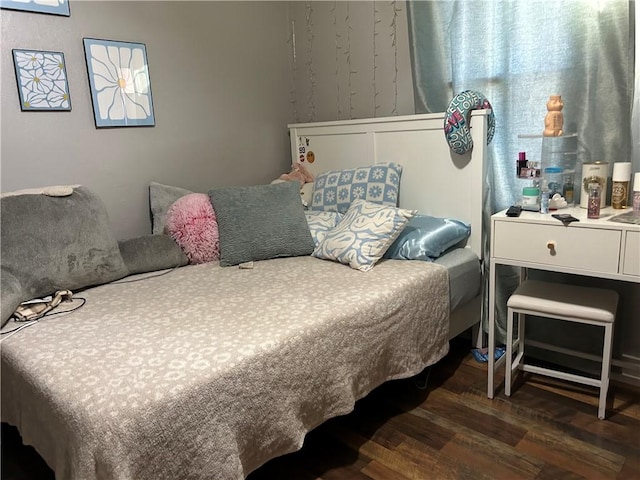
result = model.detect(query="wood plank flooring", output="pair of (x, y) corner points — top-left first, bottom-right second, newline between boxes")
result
(3, 338), (639, 479)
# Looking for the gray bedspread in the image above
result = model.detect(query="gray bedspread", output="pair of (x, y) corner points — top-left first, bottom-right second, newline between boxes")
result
(1, 256), (450, 480)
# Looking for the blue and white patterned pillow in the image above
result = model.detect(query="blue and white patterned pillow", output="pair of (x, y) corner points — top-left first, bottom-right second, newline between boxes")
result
(312, 199), (416, 272)
(310, 163), (402, 214)
(305, 211), (343, 248)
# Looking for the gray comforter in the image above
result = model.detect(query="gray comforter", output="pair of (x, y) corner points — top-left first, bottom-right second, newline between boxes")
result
(1, 256), (450, 479)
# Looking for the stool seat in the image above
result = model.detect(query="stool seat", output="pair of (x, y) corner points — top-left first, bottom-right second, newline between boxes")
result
(505, 279), (618, 420)
(508, 280), (618, 323)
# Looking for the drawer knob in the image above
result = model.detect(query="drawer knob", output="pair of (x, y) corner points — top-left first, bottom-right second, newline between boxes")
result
(547, 241), (556, 255)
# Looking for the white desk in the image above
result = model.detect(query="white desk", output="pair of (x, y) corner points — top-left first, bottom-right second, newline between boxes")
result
(487, 206), (640, 398)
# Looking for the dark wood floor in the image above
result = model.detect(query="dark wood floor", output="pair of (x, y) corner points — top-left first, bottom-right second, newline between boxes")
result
(3, 338), (639, 479)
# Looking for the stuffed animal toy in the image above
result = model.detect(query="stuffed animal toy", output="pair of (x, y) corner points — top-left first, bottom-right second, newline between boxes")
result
(279, 162), (315, 186)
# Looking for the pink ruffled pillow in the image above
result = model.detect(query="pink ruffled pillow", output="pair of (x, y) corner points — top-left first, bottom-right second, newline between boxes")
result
(165, 193), (219, 264)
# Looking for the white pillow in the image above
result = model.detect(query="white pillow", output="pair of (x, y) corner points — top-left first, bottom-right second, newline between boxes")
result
(312, 199), (416, 272)
(305, 211), (343, 247)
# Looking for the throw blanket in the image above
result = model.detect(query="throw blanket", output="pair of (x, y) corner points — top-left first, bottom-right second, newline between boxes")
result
(2, 256), (449, 479)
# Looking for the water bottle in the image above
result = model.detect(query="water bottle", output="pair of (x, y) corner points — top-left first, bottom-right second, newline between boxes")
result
(540, 180), (550, 214)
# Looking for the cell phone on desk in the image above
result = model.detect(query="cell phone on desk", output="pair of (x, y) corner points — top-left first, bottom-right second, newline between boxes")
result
(506, 205), (522, 217)
(552, 213), (579, 224)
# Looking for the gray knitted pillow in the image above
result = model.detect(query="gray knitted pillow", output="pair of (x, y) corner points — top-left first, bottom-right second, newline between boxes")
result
(209, 181), (314, 266)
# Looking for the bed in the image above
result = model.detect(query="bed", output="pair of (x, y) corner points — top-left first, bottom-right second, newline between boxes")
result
(289, 110), (489, 339)
(1, 110), (490, 479)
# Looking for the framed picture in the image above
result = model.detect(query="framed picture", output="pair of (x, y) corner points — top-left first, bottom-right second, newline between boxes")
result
(0, 0), (70, 16)
(83, 38), (155, 128)
(12, 49), (71, 111)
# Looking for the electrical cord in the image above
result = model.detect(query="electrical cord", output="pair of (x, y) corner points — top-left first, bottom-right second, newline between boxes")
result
(0, 321), (39, 338)
(413, 365), (432, 390)
(1, 265), (181, 341)
(0, 297), (86, 341)
(107, 265), (181, 284)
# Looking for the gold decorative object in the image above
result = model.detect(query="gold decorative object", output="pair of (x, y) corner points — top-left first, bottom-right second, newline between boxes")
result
(543, 95), (564, 137)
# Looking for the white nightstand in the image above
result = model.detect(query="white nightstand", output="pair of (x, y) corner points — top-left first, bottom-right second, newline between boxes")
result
(487, 205), (640, 399)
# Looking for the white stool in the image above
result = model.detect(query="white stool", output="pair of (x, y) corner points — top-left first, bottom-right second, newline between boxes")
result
(505, 280), (618, 420)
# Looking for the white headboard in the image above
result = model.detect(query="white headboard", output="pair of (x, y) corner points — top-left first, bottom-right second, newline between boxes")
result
(288, 110), (490, 260)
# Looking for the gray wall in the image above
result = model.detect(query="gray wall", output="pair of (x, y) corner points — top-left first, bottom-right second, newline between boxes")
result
(1, 1), (415, 239)
(1, 1), (295, 239)
(289, 1), (415, 122)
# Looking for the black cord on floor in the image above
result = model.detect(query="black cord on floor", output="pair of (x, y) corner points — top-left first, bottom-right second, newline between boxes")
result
(414, 365), (433, 390)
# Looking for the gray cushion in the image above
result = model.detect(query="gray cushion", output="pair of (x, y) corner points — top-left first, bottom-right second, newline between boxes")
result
(149, 182), (192, 234)
(1, 268), (24, 328)
(1, 186), (128, 326)
(118, 235), (188, 275)
(208, 181), (315, 266)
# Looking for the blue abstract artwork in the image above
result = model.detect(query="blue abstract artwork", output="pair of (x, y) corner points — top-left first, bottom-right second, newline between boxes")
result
(83, 38), (155, 128)
(0, 0), (70, 16)
(12, 49), (71, 111)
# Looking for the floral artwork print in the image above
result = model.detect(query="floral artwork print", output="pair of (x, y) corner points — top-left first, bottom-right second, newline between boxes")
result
(0, 0), (70, 17)
(83, 38), (155, 127)
(12, 50), (71, 111)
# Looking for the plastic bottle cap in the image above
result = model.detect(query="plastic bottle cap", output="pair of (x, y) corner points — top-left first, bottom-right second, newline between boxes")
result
(544, 167), (563, 173)
(612, 162), (632, 181)
(523, 187), (540, 195)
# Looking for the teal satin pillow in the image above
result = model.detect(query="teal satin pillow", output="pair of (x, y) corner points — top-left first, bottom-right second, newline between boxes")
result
(384, 215), (471, 261)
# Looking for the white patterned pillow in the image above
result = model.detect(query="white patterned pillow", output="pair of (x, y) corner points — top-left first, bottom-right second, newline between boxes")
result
(312, 199), (416, 272)
(305, 211), (343, 247)
(310, 163), (402, 214)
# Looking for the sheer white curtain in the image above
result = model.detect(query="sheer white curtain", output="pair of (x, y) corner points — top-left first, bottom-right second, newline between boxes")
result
(407, 0), (635, 342)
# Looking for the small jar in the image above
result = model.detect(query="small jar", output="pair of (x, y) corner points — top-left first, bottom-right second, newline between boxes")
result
(522, 186), (540, 211)
(587, 182), (601, 219)
(544, 166), (563, 196)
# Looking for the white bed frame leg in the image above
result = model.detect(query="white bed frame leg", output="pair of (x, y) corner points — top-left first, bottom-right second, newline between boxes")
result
(471, 321), (482, 349)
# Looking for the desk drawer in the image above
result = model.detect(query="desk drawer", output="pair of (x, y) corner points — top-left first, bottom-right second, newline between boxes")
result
(493, 221), (621, 273)
(623, 231), (640, 276)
